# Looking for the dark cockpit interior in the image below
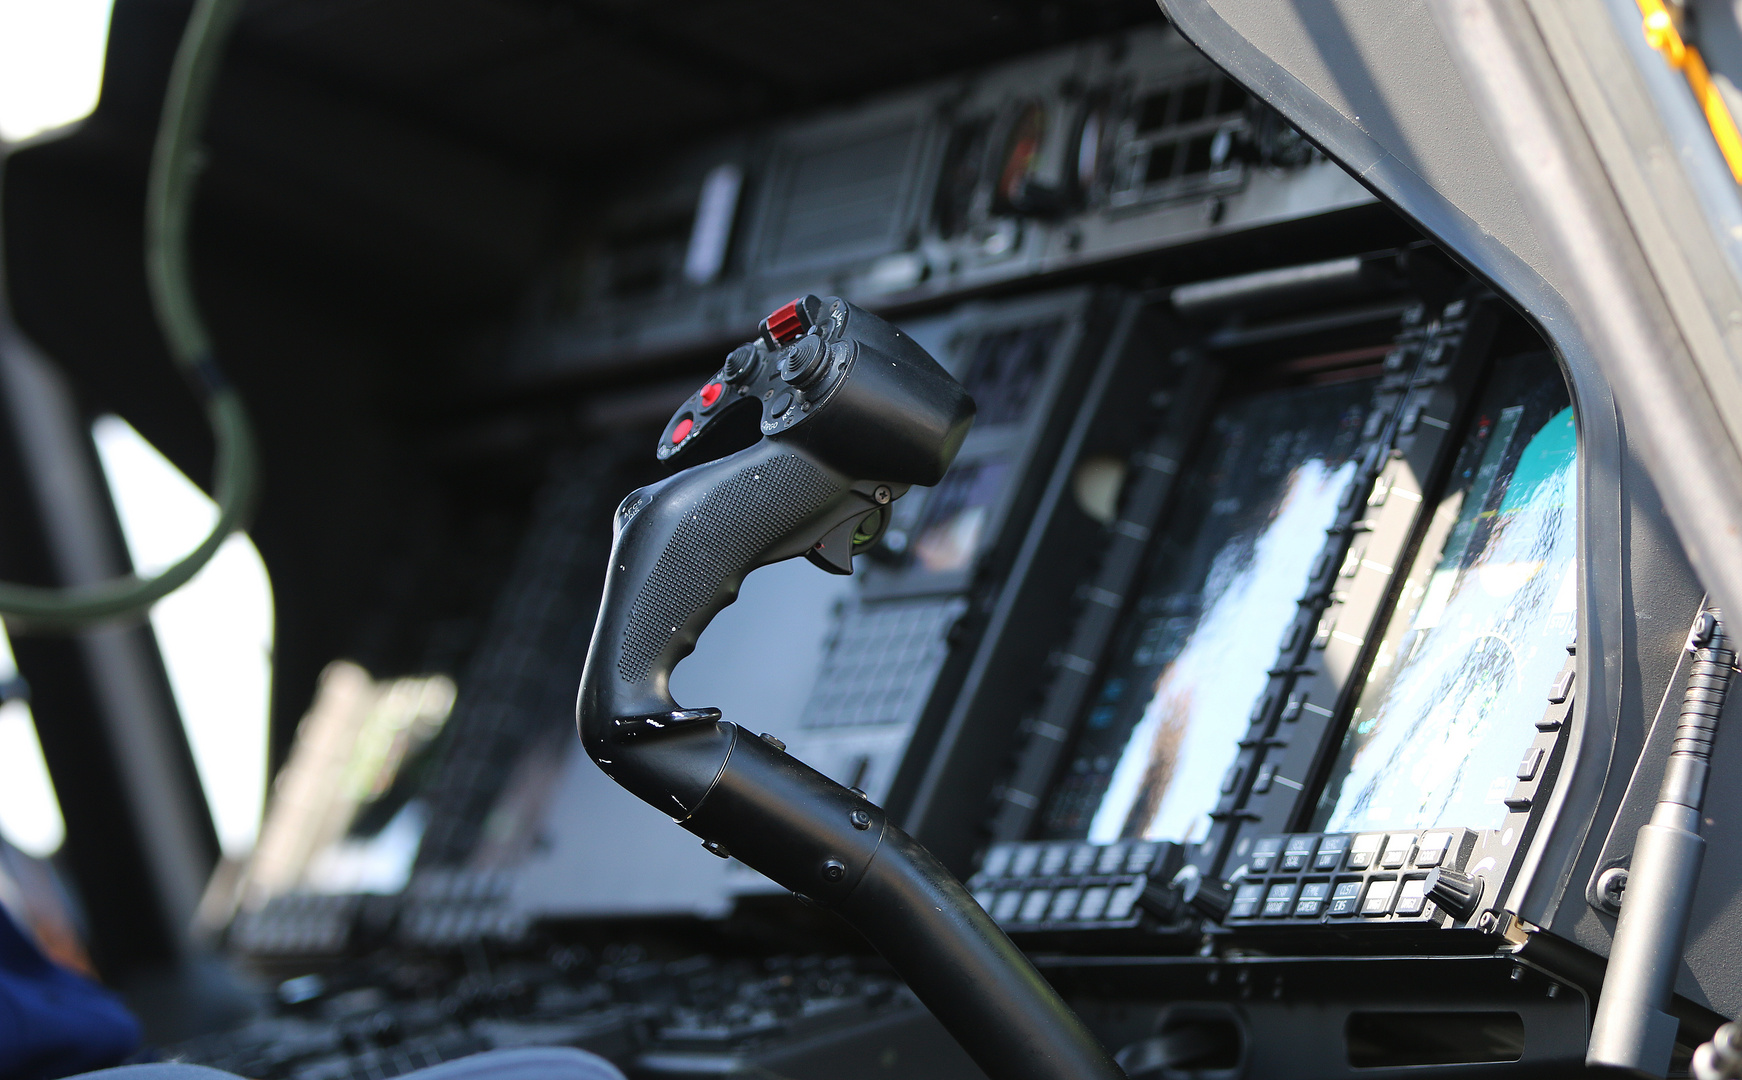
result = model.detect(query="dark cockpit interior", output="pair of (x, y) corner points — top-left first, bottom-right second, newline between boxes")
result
(6, 0), (1742, 1077)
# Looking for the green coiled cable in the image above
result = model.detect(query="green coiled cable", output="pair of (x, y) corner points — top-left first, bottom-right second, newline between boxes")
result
(0, 0), (260, 629)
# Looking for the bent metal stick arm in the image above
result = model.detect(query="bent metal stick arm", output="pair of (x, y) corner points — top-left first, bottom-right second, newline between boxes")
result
(577, 295), (1124, 1080)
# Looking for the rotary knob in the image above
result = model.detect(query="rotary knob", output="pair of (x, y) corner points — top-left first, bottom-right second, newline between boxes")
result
(1425, 867), (1483, 920)
(779, 335), (828, 388)
(1172, 865), (1232, 924)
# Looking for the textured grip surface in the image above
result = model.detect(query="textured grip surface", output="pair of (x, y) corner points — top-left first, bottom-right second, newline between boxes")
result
(619, 453), (839, 682)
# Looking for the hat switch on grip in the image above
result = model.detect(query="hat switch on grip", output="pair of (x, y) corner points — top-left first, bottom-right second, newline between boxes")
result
(577, 296), (1122, 1080)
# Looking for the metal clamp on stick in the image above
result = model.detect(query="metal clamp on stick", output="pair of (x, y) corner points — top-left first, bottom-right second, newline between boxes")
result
(1589, 607), (1735, 1076)
(576, 295), (1123, 1080)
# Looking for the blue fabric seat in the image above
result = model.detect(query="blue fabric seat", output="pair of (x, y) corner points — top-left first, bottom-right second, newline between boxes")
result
(0, 906), (140, 1080)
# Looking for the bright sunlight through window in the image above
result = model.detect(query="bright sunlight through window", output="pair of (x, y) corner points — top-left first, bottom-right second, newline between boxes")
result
(0, 627), (65, 859)
(93, 416), (274, 857)
(0, 0), (118, 143)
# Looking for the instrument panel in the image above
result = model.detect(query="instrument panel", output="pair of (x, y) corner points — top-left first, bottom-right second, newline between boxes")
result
(501, 25), (1371, 387)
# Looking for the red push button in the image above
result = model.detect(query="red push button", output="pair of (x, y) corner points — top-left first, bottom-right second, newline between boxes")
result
(699, 382), (723, 409)
(764, 299), (806, 345)
(670, 416), (694, 443)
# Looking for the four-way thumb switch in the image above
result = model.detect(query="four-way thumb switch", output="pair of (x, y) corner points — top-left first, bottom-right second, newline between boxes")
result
(1425, 867), (1484, 921)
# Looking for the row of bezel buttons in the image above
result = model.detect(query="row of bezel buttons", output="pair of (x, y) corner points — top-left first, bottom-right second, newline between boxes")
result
(1245, 830), (1455, 875)
(1230, 874), (1434, 921)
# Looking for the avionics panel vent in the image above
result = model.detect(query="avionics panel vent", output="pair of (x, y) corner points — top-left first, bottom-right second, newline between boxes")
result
(761, 119), (924, 273)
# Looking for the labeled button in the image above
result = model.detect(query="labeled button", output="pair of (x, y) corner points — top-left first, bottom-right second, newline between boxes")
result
(1039, 843), (1071, 876)
(1106, 883), (1144, 920)
(1048, 888), (1082, 922)
(980, 844), (1015, 878)
(1395, 878), (1429, 917)
(1126, 843), (1160, 874)
(1282, 836), (1317, 873)
(1249, 837), (1284, 873)
(1010, 845), (1043, 878)
(973, 889), (996, 912)
(1263, 882), (1298, 918)
(1095, 844), (1127, 875)
(1068, 844), (1098, 875)
(1347, 834), (1383, 870)
(770, 391), (794, 417)
(1220, 765), (1242, 795)
(992, 890), (1023, 923)
(1230, 882), (1265, 919)
(1414, 833), (1452, 869)
(1296, 881), (1330, 917)
(1019, 889), (1053, 923)
(1328, 881), (1363, 917)
(1380, 834), (1415, 869)
(1315, 835), (1351, 871)
(1362, 878), (1400, 916)
(1077, 886), (1111, 921)
(1252, 764), (1277, 795)
(1548, 668), (1574, 704)
(1282, 692), (1305, 722)
(1517, 747), (1545, 782)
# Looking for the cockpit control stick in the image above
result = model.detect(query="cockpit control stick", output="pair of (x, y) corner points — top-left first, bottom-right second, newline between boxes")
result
(577, 296), (1124, 1080)
(1589, 608), (1734, 1076)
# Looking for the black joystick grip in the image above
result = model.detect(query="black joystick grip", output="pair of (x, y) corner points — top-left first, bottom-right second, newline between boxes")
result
(580, 297), (972, 809)
(578, 298), (1122, 1080)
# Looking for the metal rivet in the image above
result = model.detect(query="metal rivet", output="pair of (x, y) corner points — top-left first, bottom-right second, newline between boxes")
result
(822, 859), (847, 882)
(702, 839), (730, 860)
(851, 810), (872, 830)
(759, 732), (787, 752)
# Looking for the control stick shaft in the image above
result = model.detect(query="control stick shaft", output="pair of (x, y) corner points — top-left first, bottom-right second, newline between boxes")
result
(576, 296), (1123, 1080)
(1589, 608), (1734, 1076)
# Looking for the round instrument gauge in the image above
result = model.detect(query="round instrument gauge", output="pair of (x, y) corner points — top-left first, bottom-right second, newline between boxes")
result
(993, 101), (1048, 213)
(934, 117), (990, 239)
(1069, 91), (1115, 206)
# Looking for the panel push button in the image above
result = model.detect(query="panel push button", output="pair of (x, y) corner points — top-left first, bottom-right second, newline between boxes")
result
(1229, 882), (1265, 919)
(1394, 877), (1429, 917)
(1314, 835), (1350, 871)
(1295, 881), (1330, 918)
(1249, 837), (1284, 873)
(1413, 832), (1452, 868)
(1281, 836), (1316, 873)
(1328, 881), (1363, 917)
(1516, 747), (1545, 782)
(1379, 833), (1415, 869)
(1361, 878), (1399, 916)
(1347, 834), (1383, 870)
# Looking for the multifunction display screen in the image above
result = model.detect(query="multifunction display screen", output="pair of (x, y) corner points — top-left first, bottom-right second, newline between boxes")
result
(958, 321), (1061, 426)
(910, 457), (1013, 574)
(1041, 377), (1376, 843)
(1313, 354), (1575, 833)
